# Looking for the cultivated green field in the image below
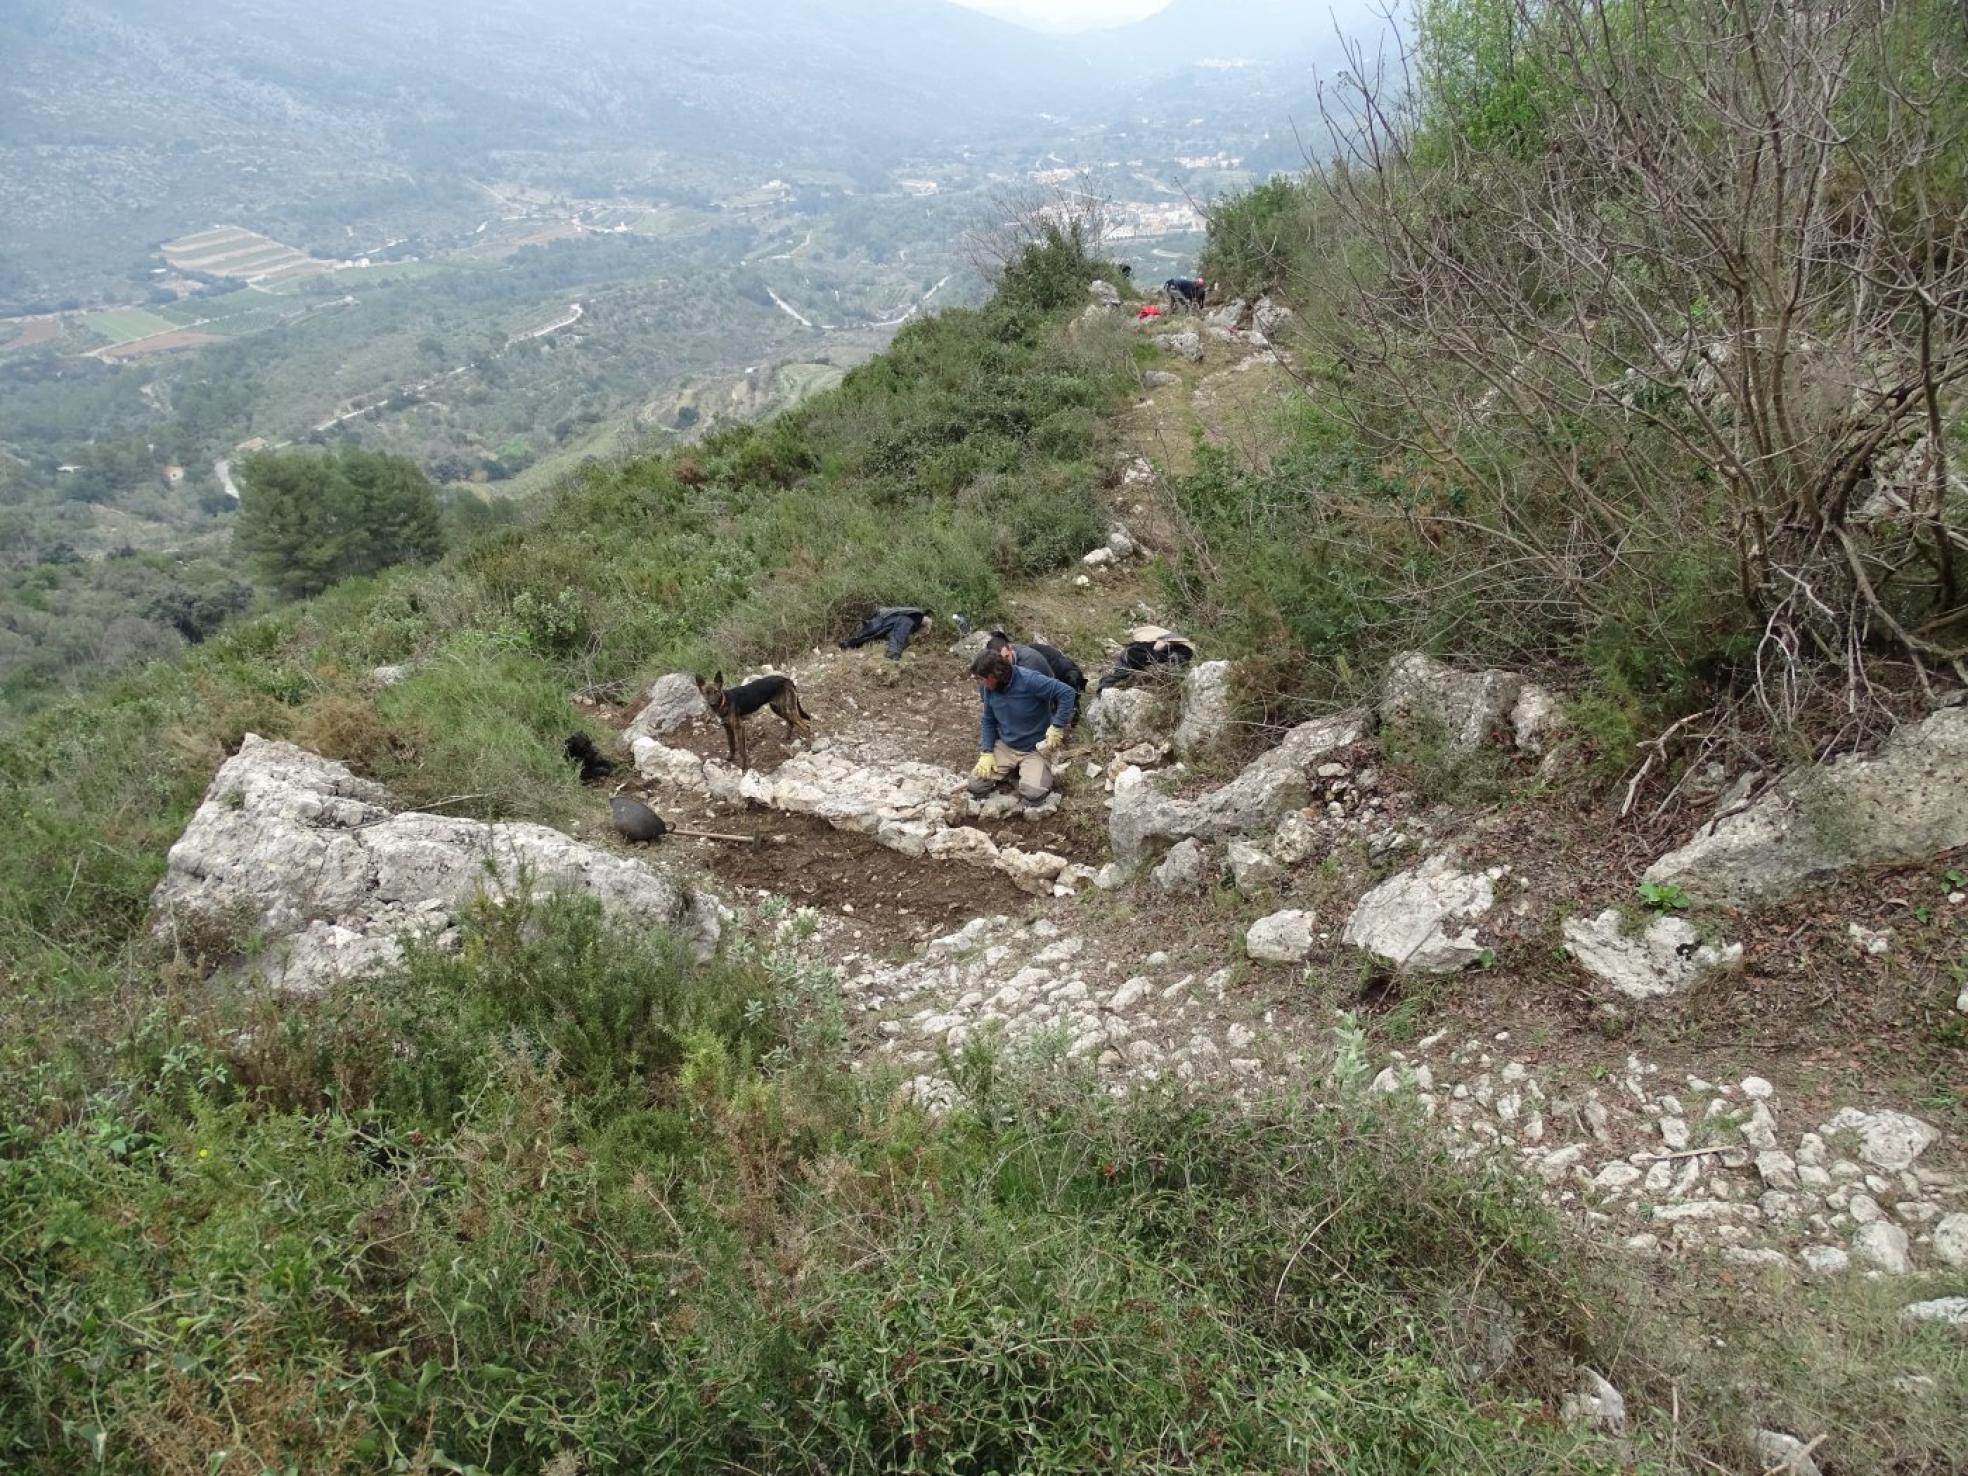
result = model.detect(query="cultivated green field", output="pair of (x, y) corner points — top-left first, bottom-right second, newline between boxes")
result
(76, 307), (181, 346)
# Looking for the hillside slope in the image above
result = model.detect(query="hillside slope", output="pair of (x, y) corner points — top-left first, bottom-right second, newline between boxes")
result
(1, 67), (1965, 1458)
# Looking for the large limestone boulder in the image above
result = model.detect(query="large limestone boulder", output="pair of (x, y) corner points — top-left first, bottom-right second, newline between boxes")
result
(1246, 908), (1315, 963)
(1381, 652), (1523, 752)
(624, 671), (708, 743)
(1252, 296), (1295, 338)
(1643, 708), (1968, 906)
(1172, 659), (1234, 758)
(1341, 855), (1500, 974)
(151, 735), (724, 994)
(1562, 909), (1743, 1000)
(1088, 279), (1121, 307)
(1110, 712), (1366, 863)
(1087, 687), (1166, 745)
(1161, 330), (1204, 363)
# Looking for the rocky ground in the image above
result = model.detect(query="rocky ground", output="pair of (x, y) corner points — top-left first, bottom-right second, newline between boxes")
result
(163, 289), (1963, 1448)
(585, 295), (1968, 1303)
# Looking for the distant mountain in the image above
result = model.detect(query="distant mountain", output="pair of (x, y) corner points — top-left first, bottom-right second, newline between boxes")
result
(1088, 0), (1362, 68)
(0, 0), (1084, 162)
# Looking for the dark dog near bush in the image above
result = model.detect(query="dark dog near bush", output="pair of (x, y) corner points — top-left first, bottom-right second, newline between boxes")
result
(695, 671), (815, 771)
(564, 732), (616, 784)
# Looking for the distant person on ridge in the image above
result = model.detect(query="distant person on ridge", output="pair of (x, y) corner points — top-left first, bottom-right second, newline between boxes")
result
(967, 647), (1077, 806)
(1165, 276), (1206, 313)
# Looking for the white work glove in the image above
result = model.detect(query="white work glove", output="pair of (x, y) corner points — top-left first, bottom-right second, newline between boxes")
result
(974, 753), (998, 779)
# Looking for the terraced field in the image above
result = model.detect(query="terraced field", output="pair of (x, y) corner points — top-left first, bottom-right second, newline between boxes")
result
(161, 225), (332, 286)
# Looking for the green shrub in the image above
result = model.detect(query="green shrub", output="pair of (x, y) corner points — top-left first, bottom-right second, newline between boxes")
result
(1200, 176), (1313, 298)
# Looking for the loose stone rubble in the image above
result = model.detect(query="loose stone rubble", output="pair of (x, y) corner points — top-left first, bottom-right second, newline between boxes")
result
(834, 913), (1293, 1101)
(805, 889), (1964, 1277)
(1361, 1042), (1960, 1273)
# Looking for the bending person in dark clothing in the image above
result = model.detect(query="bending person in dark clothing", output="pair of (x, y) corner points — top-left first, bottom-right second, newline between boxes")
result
(1095, 625), (1195, 692)
(838, 606), (933, 660)
(987, 631), (1087, 720)
(1164, 277), (1207, 312)
(967, 648), (1078, 805)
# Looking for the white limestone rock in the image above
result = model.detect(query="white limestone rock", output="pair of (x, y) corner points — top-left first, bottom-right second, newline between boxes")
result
(1245, 909), (1316, 964)
(1108, 712), (1365, 863)
(1644, 709), (1968, 906)
(1341, 856), (1500, 974)
(1561, 909), (1743, 1000)
(1226, 840), (1284, 894)
(1161, 329), (1204, 362)
(1153, 838), (1213, 894)
(1901, 1296), (1968, 1327)
(1381, 651), (1524, 751)
(1172, 660), (1235, 758)
(1819, 1107), (1939, 1172)
(152, 735), (725, 993)
(624, 671), (709, 742)
(1852, 1221), (1912, 1275)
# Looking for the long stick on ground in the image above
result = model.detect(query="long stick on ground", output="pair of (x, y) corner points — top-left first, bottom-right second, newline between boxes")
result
(665, 826), (756, 844)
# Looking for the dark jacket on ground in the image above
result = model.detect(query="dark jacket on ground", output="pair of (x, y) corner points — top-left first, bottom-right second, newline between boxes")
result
(839, 606), (930, 659)
(1096, 638), (1195, 691)
(980, 664), (1078, 753)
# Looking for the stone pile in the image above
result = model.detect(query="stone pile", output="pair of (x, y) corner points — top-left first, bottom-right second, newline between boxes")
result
(633, 732), (1094, 897)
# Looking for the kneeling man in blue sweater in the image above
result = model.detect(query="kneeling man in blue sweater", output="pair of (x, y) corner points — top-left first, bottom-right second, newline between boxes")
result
(966, 647), (1078, 805)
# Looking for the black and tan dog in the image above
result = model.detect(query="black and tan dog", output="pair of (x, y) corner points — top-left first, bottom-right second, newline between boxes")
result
(695, 671), (815, 770)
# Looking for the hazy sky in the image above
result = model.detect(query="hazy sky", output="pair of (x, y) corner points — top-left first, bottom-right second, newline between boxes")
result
(951, 0), (1399, 43)
(950, 0), (1175, 33)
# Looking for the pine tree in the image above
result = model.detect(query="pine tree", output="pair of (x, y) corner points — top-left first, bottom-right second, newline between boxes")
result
(234, 446), (442, 599)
